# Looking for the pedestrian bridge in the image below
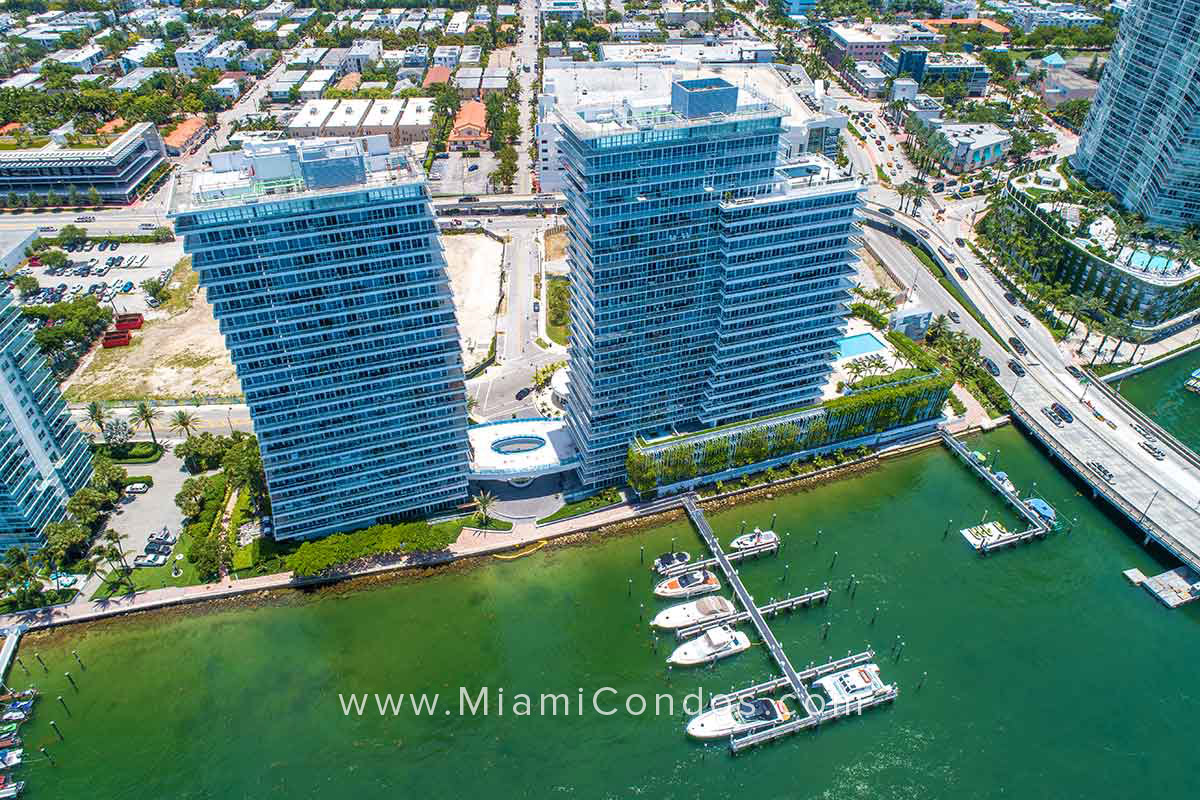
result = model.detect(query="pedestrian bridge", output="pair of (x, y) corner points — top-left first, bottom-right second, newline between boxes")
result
(468, 418), (580, 482)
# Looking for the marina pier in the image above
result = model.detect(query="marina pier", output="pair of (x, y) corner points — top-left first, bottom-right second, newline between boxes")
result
(674, 589), (829, 641)
(680, 496), (897, 751)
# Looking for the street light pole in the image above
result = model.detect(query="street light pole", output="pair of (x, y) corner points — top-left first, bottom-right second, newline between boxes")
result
(1140, 489), (1159, 523)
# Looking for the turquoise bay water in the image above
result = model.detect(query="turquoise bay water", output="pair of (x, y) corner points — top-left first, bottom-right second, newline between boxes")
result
(1117, 347), (1200, 451)
(13, 427), (1200, 799)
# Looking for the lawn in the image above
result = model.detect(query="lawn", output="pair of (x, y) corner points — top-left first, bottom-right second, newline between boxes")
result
(91, 531), (203, 599)
(546, 276), (570, 346)
(537, 488), (624, 524)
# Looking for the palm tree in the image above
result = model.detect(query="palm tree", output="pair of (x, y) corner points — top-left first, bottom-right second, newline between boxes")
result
(894, 182), (911, 212)
(1107, 318), (1134, 364)
(926, 313), (950, 343)
(131, 401), (161, 445)
(1127, 327), (1153, 363)
(86, 401), (108, 432)
(473, 490), (496, 527)
(907, 181), (930, 214)
(1088, 314), (1116, 366)
(169, 409), (199, 439)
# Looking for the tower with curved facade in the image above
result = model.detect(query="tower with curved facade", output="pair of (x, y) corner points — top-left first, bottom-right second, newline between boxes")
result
(1072, 0), (1200, 229)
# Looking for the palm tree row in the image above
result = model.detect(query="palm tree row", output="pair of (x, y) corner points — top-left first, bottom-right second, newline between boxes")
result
(83, 401), (202, 441)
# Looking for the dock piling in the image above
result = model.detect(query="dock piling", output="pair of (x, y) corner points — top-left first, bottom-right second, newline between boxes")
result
(830, 551), (838, 570)
(65, 671), (77, 690)
(640, 545), (644, 565)
(40, 746), (53, 766)
(628, 577), (632, 597)
(770, 513), (777, 530)
(918, 671), (927, 690)
(50, 720), (63, 740)
(35, 653), (47, 672)
(894, 641), (905, 661)
(58, 695), (70, 716)
(15, 657), (28, 675)
(72, 649), (84, 669)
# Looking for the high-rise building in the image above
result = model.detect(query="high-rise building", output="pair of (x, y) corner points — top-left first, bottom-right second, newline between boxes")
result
(0, 288), (92, 548)
(1072, 0), (1200, 229)
(170, 136), (470, 541)
(556, 78), (864, 487)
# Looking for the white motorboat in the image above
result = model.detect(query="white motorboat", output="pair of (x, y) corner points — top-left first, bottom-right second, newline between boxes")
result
(653, 570), (720, 599)
(686, 697), (792, 739)
(0, 781), (23, 799)
(812, 663), (885, 706)
(652, 551), (690, 574)
(729, 528), (778, 550)
(650, 595), (735, 629)
(0, 749), (21, 770)
(667, 625), (750, 666)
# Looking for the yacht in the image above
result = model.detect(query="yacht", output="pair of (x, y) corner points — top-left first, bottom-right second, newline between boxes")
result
(651, 595), (735, 630)
(812, 664), (885, 706)
(652, 551), (690, 574)
(667, 625), (750, 666)
(730, 528), (778, 550)
(686, 697), (792, 739)
(653, 570), (720, 599)
(0, 750), (21, 770)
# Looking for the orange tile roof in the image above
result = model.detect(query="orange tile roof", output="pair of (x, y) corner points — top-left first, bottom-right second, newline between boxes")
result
(423, 65), (451, 87)
(0, 122), (22, 135)
(917, 18), (1010, 34)
(453, 100), (487, 131)
(163, 116), (207, 149)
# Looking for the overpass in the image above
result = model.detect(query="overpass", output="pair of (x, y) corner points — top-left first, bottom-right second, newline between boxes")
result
(860, 201), (1200, 603)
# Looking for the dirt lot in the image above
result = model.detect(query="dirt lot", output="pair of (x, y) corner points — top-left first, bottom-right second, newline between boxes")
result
(443, 233), (503, 371)
(62, 259), (242, 403)
(544, 227), (568, 261)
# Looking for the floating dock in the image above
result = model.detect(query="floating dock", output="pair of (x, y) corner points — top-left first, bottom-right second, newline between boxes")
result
(674, 588), (829, 641)
(680, 496), (897, 751)
(1139, 566), (1200, 608)
(658, 538), (780, 578)
(714, 649), (876, 704)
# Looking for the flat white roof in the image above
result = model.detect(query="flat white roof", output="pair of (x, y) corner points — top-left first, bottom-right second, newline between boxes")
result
(327, 99), (373, 128)
(399, 97), (434, 126)
(361, 99), (406, 128)
(288, 99), (339, 129)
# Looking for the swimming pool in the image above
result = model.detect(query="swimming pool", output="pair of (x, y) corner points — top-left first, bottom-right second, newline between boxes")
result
(836, 332), (887, 359)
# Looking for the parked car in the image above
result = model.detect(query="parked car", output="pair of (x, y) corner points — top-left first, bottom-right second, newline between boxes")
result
(1050, 402), (1074, 423)
(122, 280), (134, 292)
(133, 553), (167, 568)
(983, 357), (1000, 377)
(84, 241), (96, 251)
(145, 541), (172, 556)
(149, 528), (178, 545)
(947, 310), (961, 323)
(515, 388), (532, 400)
(125, 482), (150, 494)
(1008, 359), (1026, 377)
(1008, 337), (1028, 355)
(109, 241), (120, 250)
(878, 207), (895, 217)
(467, 164), (479, 172)
(97, 241), (108, 251)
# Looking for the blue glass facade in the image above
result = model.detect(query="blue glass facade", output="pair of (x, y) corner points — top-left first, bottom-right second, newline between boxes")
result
(557, 80), (864, 487)
(1073, 0), (1200, 229)
(172, 143), (469, 540)
(0, 288), (92, 548)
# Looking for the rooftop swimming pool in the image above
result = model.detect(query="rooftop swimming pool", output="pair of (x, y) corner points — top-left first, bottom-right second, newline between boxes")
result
(836, 332), (887, 359)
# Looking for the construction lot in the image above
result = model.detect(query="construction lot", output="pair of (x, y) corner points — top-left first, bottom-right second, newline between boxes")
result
(443, 233), (503, 372)
(62, 258), (242, 404)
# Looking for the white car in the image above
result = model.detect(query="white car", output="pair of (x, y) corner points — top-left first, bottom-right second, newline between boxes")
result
(125, 482), (150, 494)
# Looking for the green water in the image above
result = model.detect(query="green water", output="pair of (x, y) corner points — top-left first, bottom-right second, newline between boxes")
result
(1118, 348), (1200, 451)
(13, 428), (1200, 799)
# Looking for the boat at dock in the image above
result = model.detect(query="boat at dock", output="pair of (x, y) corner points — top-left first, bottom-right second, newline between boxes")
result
(812, 663), (886, 706)
(667, 625), (750, 666)
(0, 716), (22, 725)
(729, 529), (778, 550)
(2, 703), (30, 716)
(1186, 369), (1200, 394)
(0, 691), (34, 705)
(652, 551), (690, 574)
(992, 471), (1017, 494)
(686, 697), (792, 739)
(1027, 498), (1056, 523)
(653, 570), (720, 599)
(0, 777), (23, 798)
(0, 738), (19, 751)
(0, 726), (17, 738)
(0, 750), (21, 770)
(651, 595), (735, 630)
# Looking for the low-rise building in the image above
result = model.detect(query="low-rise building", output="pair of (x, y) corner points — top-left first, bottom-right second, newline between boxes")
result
(928, 121), (1011, 172)
(446, 10), (471, 35)
(163, 116), (208, 155)
(323, 99), (372, 136)
(402, 45), (429, 67)
(0, 73), (41, 90)
(347, 39), (383, 72)
(270, 69), (308, 101)
(321, 48), (351, 76)
(613, 21), (660, 41)
(824, 21), (944, 64)
(433, 45), (461, 68)
(941, 0), (978, 17)
(286, 98), (339, 137)
(460, 45), (483, 66)
(259, 1), (294, 20)
(361, 99), (405, 145)
(664, 1), (713, 25)
(213, 77), (241, 100)
(1039, 66), (1098, 108)
(454, 67), (483, 98)
(176, 33), (218, 76)
(422, 65), (452, 89)
(288, 47), (328, 69)
(447, 100), (489, 150)
(396, 96), (434, 144)
(47, 44), (104, 72)
(540, 0), (585, 23)
(882, 47), (991, 96)
(120, 39), (164, 72)
(242, 49), (276, 74)
(205, 39), (248, 71)
(112, 66), (165, 92)
(849, 61), (888, 97)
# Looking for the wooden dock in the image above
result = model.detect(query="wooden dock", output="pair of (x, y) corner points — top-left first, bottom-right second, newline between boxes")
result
(0, 627), (23, 682)
(674, 589), (829, 641)
(658, 538), (780, 578)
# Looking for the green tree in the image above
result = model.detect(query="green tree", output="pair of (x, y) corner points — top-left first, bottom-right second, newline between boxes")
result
(625, 448), (657, 495)
(131, 400), (161, 445)
(222, 436), (267, 511)
(473, 489), (496, 526)
(169, 409), (200, 439)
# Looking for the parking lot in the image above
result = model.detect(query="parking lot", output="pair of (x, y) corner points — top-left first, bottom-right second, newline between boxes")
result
(17, 238), (186, 315)
(428, 151), (497, 197)
(106, 450), (190, 570)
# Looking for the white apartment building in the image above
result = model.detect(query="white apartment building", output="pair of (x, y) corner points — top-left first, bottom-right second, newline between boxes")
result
(175, 33), (218, 76)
